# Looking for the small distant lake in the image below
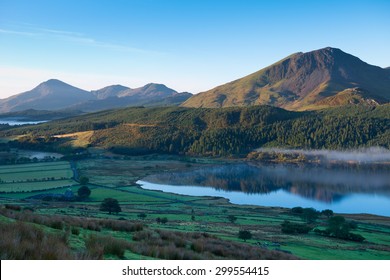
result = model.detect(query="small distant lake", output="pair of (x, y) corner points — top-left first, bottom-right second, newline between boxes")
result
(138, 163), (390, 217)
(16, 149), (63, 160)
(0, 119), (47, 126)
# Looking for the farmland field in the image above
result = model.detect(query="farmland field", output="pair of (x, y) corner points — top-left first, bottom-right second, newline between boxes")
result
(0, 161), (76, 193)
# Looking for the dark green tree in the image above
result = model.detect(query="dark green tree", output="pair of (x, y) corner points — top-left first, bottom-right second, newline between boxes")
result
(238, 230), (252, 242)
(79, 176), (89, 185)
(314, 216), (365, 242)
(281, 221), (312, 234)
(77, 185), (91, 199)
(321, 209), (334, 218)
(156, 217), (168, 224)
(100, 198), (121, 214)
(301, 208), (320, 223)
(327, 216), (349, 237)
(137, 213), (147, 220)
(227, 215), (237, 223)
(291, 207), (304, 214)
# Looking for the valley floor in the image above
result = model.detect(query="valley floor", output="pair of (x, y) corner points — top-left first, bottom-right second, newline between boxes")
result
(1, 154), (390, 260)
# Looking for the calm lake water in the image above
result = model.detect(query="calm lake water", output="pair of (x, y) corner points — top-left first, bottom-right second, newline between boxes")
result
(138, 163), (390, 217)
(0, 119), (47, 126)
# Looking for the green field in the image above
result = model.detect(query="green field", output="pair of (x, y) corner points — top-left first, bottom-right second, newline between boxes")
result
(0, 161), (70, 172)
(0, 161), (76, 193)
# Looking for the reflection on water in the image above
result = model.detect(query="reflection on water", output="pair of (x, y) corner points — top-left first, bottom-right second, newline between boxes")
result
(139, 163), (390, 216)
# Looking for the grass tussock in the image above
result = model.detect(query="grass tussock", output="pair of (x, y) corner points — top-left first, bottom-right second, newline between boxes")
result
(0, 207), (144, 260)
(85, 234), (131, 259)
(0, 207), (143, 233)
(0, 221), (76, 259)
(131, 229), (298, 260)
(0, 207), (296, 260)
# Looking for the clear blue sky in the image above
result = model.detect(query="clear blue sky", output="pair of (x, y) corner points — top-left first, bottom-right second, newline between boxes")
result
(1, 0), (389, 98)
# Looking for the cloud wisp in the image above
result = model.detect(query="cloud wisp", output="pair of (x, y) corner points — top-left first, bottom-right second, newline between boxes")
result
(0, 28), (37, 36)
(0, 25), (159, 54)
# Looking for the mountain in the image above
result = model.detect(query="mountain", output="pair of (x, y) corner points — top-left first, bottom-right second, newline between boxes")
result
(118, 83), (177, 98)
(116, 83), (192, 107)
(91, 85), (130, 99)
(0, 80), (192, 113)
(0, 79), (95, 112)
(68, 83), (192, 112)
(182, 47), (390, 110)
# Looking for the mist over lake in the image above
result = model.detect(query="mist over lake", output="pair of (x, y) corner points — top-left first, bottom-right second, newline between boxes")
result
(139, 162), (390, 217)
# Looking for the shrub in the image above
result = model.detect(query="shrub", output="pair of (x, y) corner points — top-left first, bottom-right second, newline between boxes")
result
(156, 217), (168, 224)
(5, 204), (22, 211)
(71, 227), (80, 235)
(100, 219), (143, 232)
(348, 233), (365, 242)
(0, 221), (75, 259)
(22, 206), (34, 212)
(314, 216), (365, 242)
(130, 228), (298, 260)
(50, 220), (64, 230)
(85, 235), (129, 259)
(281, 221), (312, 234)
(291, 207), (304, 214)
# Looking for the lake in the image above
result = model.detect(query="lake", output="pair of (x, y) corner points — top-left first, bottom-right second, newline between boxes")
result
(138, 162), (390, 217)
(0, 119), (47, 126)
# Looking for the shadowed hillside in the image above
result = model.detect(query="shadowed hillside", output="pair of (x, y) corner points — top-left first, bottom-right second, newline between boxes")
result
(1, 104), (389, 156)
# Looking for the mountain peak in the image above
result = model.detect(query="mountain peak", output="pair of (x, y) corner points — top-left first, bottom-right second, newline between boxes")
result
(92, 84), (130, 99)
(38, 79), (72, 88)
(44, 78), (66, 84)
(143, 83), (169, 90)
(119, 83), (178, 98)
(182, 47), (390, 110)
(0, 79), (94, 112)
(318, 46), (342, 52)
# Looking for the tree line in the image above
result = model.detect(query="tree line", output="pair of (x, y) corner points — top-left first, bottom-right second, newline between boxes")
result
(1, 105), (389, 157)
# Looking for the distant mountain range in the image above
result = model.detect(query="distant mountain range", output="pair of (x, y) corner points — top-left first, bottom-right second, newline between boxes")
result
(1, 47), (389, 114)
(0, 80), (192, 113)
(183, 47), (390, 110)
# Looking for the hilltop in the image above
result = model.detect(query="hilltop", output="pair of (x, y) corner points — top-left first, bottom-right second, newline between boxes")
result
(182, 47), (390, 110)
